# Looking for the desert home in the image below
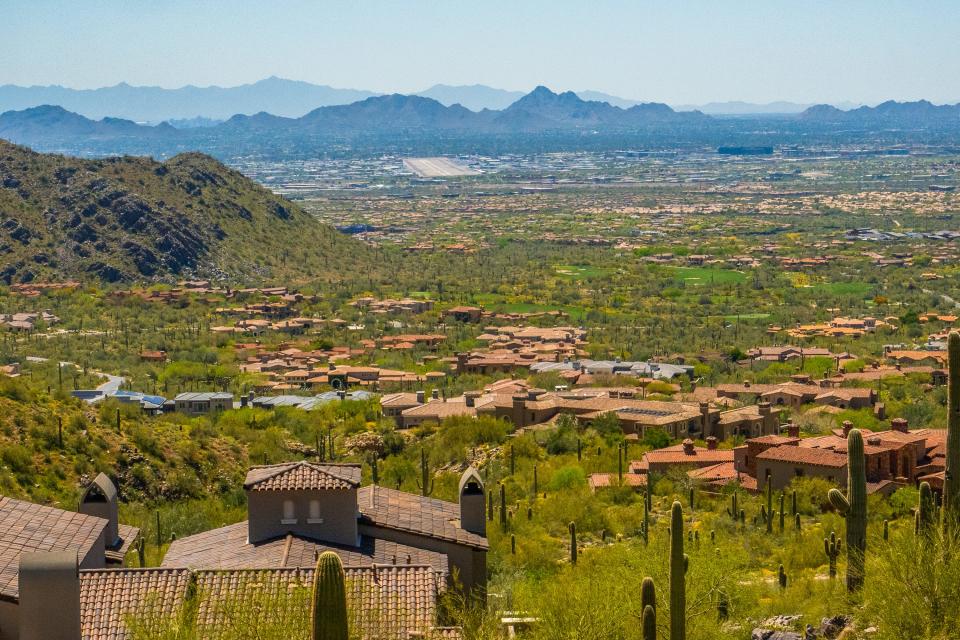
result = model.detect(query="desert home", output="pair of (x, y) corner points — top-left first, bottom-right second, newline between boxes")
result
(0, 464), (487, 639)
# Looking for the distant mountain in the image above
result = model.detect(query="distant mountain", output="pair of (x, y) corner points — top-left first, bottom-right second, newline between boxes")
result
(0, 77), (378, 122)
(0, 139), (368, 283)
(800, 100), (960, 126)
(672, 101), (866, 115)
(416, 84), (525, 111)
(575, 91), (642, 109)
(495, 86), (705, 130)
(0, 105), (174, 147)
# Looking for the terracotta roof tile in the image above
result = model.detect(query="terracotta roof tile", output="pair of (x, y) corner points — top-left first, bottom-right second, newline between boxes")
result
(244, 462), (361, 491)
(0, 496), (107, 600)
(358, 486), (488, 550)
(162, 522), (447, 575)
(78, 565), (443, 640)
(80, 568), (191, 640)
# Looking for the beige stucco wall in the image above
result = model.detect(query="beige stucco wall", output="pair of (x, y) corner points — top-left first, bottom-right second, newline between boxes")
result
(757, 459), (843, 492)
(247, 488), (359, 546)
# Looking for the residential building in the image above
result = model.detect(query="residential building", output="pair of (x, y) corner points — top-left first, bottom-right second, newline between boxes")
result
(173, 392), (234, 415)
(162, 463), (488, 597)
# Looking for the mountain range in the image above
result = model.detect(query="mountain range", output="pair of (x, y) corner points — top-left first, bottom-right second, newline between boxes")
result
(0, 139), (369, 283)
(2, 85), (960, 160)
(3, 77), (848, 122)
(0, 77), (378, 122)
(0, 87), (709, 155)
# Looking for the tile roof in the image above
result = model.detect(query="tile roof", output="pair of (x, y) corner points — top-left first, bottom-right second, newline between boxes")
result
(78, 565), (442, 640)
(358, 486), (488, 550)
(161, 522), (448, 575)
(755, 445), (847, 468)
(80, 568), (192, 640)
(194, 566), (440, 640)
(0, 495), (107, 600)
(635, 444), (734, 467)
(588, 473), (647, 489)
(244, 462), (361, 491)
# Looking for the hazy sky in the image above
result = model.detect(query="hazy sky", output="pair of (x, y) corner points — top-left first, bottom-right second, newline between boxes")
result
(3, 0), (959, 104)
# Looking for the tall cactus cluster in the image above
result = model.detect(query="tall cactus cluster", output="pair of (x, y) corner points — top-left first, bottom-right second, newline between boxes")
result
(944, 331), (960, 529)
(641, 576), (657, 640)
(828, 428), (867, 592)
(669, 501), (687, 640)
(311, 551), (349, 640)
(917, 481), (936, 535)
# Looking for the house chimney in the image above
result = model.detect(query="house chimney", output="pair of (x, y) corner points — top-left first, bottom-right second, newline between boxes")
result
(240, 394), (248, 408)
(706, 436), (718, 450)
(786, 422), (800, 438)
(699, 402), (711, 435)
(458, 467), (486, 537)
(842, 420), (854, 437)
(431, 389), (440, 400)
(465, 391), (479, 408)
(79, 473), (119, 548)
(891, 417), (908, 433)
(758, 401), (771, 416)
(18, 551), (81, 640)
(682, 438), (695, 455)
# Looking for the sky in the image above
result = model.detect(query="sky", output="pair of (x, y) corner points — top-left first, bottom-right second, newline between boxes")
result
(2, 0), (960, 105)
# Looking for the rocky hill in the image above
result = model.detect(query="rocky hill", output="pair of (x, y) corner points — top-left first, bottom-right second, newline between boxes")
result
(0, 139), (369, 283)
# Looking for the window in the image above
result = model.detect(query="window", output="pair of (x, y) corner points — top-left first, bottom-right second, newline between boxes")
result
(308, 499), (323, 524)
(281, 499), (297, 525)
(794, 468), (804, 477)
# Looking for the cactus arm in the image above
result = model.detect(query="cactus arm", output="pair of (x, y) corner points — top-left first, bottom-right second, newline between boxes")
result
(828, 488), (850, 513)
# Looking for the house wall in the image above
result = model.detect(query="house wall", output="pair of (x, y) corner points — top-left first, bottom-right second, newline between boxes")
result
(756, 459), (843, 491)
(357, 523), (486, 597)
(247, 489), (358, 546)
(0, 544), (103, 640)
(0, 600), (19, 640)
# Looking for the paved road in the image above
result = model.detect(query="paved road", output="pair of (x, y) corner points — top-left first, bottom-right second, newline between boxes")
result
(922, 289), (960, 309)
(24, 356), (125, 397)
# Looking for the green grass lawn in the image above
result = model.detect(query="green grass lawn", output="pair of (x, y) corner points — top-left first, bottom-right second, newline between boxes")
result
(554, 264), (614, 279)
(668, 266), (747, 285)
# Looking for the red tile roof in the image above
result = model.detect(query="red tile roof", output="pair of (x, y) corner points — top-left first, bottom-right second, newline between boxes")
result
(161, 522), (447, 575)
(0, 496), (107, 600)
(244, 462), (361, 492)
(358, 486), (488, 550)
(756, 446), (846, 468)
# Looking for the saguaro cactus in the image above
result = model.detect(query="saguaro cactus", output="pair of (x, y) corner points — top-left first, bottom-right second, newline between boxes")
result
(765, 481), (774, 534)
(778, 564), (788, 590)
(641, 576), (657, 640)
(569, 522), (578, 564)
(669, 501), (686, 640)
(311, 551), (348, 640)
(727, 491), (739, 521)
(499, 484), (507, 531)
(415, 448), (434, 496)
(824, 531), (841, 578)
(917, 481), (936, 535)
(828, 428), (867, 592)
(642, 605), (657, 640)
(642, 496), (650, 545)
(779, 493), (785, 532)
(944, 332), (960, 529)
